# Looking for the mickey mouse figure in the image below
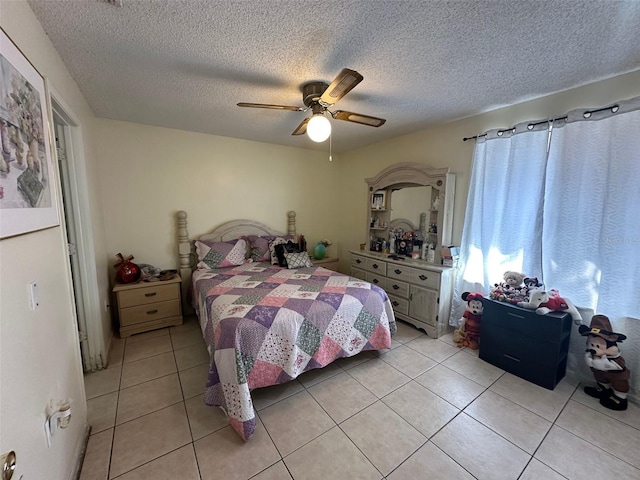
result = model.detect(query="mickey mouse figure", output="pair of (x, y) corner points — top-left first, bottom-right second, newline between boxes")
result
(454, 292), (484, 350)
(579, 314), (630, 411)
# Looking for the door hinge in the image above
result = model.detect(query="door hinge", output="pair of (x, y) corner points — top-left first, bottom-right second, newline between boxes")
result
(67, 243), (77, 256)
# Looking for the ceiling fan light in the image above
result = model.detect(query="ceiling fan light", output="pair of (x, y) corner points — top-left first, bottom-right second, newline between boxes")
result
(307, 114), (331, 142)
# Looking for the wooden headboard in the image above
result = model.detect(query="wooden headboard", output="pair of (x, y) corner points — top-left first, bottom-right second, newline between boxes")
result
(176, 210), (296, 310)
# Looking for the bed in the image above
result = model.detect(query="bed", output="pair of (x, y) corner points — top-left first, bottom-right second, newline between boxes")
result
(176, 210), (397, 440)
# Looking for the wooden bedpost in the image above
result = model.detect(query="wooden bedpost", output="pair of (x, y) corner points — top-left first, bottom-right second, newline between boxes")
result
(177, 210), (193, 314)
(287, 210), (296, 237)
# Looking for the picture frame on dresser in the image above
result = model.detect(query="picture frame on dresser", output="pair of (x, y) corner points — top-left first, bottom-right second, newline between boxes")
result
(371, 190), (386, 209)
(0, 29), (59, 239)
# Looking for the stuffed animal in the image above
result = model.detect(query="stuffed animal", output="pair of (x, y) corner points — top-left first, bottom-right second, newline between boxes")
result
(455, 292), (484, 349)
(489, 271), (530, 304)
(523, 277), (543, 288)
(452, 323), (467, 344)
(517, 289), (582, 325)
(579, 315), (630, 411)
(503, 271), (525, 290)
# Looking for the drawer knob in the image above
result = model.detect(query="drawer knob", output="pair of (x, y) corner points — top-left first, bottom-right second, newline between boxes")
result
(373, 279), (379, 284)
(392, 301), (399, 307)
(146, 309), (159, 315)
(394, 269), (402, 275)
(392, 284), (399, 290)
(418, 274), (428, 281)
(372, 263), (379, 269)
(356, 259), (362, 264)
(145, 292), (157, 297)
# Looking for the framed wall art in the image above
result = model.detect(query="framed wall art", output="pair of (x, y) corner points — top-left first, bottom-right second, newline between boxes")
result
(0, 28), (59, 239)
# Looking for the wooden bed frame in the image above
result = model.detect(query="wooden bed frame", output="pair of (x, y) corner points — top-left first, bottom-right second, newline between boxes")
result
(176, 210), (297, 311)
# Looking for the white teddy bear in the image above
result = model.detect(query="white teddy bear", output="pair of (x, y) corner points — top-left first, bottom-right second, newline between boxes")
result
(517, 289), (582, 325)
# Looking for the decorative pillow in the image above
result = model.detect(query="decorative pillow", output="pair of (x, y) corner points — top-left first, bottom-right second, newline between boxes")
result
(268, 236), (295, 265)
(284, 252), (312, 269)
(274, 241), (300, 267)
(247, 235), (276, 262)
(195, 238), (247, 269)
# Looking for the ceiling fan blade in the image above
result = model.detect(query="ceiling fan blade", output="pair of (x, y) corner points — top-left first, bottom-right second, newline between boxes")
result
(319, 68), (363, 105)
(292, 117), (310, 136)
(237, 102), (304, 112)
(332, 110), (386, 127)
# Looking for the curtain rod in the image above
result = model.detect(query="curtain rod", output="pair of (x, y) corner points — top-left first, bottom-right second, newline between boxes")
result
(462, 104), (619, 141)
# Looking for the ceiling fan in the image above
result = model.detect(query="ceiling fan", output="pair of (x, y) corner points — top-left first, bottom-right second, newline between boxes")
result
(237, 68), (386, 142)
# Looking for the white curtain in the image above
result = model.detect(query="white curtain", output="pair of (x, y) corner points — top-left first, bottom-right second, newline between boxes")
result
(451, 122), (549, 322)
(453, 97), (640, 402)
(543, 99), (640, 399)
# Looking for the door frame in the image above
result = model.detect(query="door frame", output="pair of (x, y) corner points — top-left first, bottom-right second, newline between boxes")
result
(49, 89), (106, 371)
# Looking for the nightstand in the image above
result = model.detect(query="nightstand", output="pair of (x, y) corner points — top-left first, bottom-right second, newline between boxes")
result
(311, 256), (339, 271)
(113, 275), (183, 337)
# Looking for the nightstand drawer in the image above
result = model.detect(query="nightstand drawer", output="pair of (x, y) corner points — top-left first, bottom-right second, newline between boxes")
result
(120, 299), (181, 326)
(118, 283), (179, 308)
(313, 257), (339, 271)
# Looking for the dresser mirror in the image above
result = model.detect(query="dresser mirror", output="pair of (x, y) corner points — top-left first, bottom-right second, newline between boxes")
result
(390, 185), (432, 227)
(365, 163), (454, 264)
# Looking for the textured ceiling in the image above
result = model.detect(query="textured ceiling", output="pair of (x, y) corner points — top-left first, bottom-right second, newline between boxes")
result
(26, 0), (640, 153)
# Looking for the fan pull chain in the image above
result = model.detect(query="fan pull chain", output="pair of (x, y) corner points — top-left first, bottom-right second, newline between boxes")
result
(329, 133), (333, 161)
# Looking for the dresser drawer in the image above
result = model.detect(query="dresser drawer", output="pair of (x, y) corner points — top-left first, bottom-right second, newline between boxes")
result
(366, 258), (387, 276)
(409, 269), (440, 290)
(385, 278), (409, 298)
(351, 254), (366, 269)
(350, 267), (367, 281)
(120, 299), (182, 326)
(482, 299), (572, 341)
(366, 272), (386, 290)
(117, 283), (179, 308)
(386, 263), (412, 282)
(388, 294), (409, 315)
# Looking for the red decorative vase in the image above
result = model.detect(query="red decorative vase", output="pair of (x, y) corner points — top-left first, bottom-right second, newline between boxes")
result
(116, 261), (141, 284)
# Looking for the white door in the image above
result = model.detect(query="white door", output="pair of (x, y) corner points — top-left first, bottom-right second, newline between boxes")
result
(53, 111), (92, 371)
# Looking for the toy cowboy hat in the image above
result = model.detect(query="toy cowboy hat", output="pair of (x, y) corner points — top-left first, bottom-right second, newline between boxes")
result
(578, 315), (626, 342)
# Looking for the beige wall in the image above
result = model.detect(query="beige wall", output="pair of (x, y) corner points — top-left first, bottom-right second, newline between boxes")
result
(336, 70), (640, 272)
(0, 1), (106, 478)
(94, 120), (341, 272)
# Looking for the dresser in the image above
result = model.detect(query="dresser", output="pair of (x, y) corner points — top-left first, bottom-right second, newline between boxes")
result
(480, 298), (572, 390)
(350, 250), (454, 338)
(311, 256), (339, 271)
(113, 275), (183, 337)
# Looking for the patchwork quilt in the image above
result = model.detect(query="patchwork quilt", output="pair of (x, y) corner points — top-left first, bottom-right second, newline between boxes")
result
(192, 262), (397, 440)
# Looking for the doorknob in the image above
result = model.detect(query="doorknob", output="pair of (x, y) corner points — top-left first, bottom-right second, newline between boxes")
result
(1, 451), (16, 480)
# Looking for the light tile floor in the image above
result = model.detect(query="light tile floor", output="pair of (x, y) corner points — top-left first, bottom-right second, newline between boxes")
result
(80, 317), (640, 480)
